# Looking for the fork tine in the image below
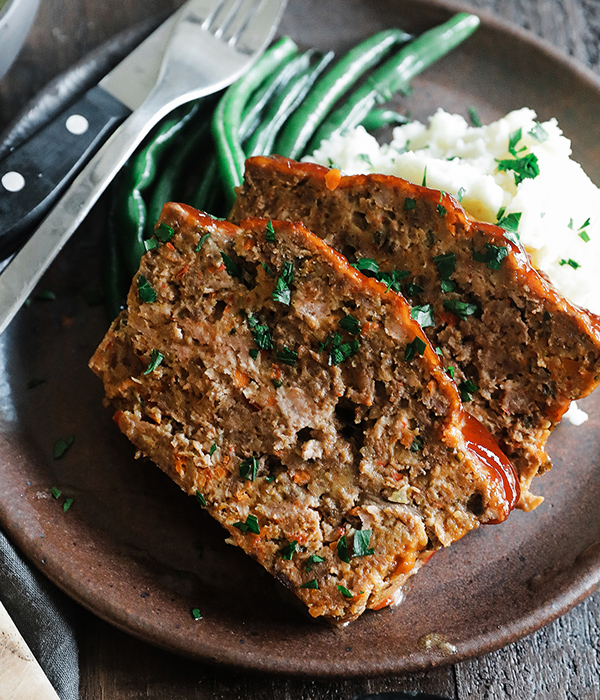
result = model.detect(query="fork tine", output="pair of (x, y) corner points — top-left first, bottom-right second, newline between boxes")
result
(232, 0), (287, 52)
(185, 0), (228, 28)
(208, 0), (243, 36)
(221, 0), (261, 44)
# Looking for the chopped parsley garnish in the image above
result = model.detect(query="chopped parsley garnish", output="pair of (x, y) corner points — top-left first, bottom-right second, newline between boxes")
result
(404, 197), (416, 211)
(262, 261), (275, 277)
(351, 259), (410, 292)
(353, 529), (374, 557)
(443, 299), (479, 320)
(337, 584), (354, 599)
(473, 243), (509, 270)
(191, 608), (203, 620)
(276, 347), (298, 366)
(221, 252), (241, 279)
(497, 211), (522, 245)
(459, 379), (478, 402)
(137, 275), (157, 303)
(508, 128), (526, 157)
(156, 222), (175, 242)
(272, 379), (283, 389)
(280, 540), (298, 560)
(239, 456), (259, 481)
(53, 435), (74, 459)
(328, 334), (359, 366)
(437, 192), (447, 217)
(497, 211), (521, 233)
(456, 186), (466, 203)
(233, 514), (260, 535)
(36, 289), (56, 301)
(468, 106), (482, 127)
(435, 346), (443, 357)
(300, 579), (319, 590)
(421, 165), (428, 187)
(195, 232), (211, 252)
(529, 121), (549, 143)
(379, 269), (411, 293)
(272, 261), (294, 305)
(410, 436), (424, 452)
(247, 313), (273, 350)
(559, 258), (581, 269)
(572, 217), (591, 242)
(63, 498), (74, 513)
(196, 491), (207, 507)
(497, 152), (540, 185)
(404, 281), (424, 296)
(433, 252), (456, 292)
(306, 554), (326, 572)
(143, 349), (164, 375)
(446, 366), (455, 379)
(358, 153), (373, 166)
(51, 486), (62, 499)
(144, 237), (159, 251)
(339, 314), (361, 336)
(209, 443), (217, 456)
(351, 258), (380, 274)
(405, 337), (427, 362)
(265, 220), (276, 242)
(411, 303), (435, 328)
(249, 348), (259, 360)
(337, 535), (351, 563)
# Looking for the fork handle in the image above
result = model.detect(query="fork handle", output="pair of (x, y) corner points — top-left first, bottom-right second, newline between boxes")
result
(0, 87), (177, 336)
(0, 86), (131, 258)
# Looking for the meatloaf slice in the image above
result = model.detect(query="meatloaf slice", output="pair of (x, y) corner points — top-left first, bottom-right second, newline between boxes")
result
(90, 202), (517, 624)
(231, 156), (600, 511)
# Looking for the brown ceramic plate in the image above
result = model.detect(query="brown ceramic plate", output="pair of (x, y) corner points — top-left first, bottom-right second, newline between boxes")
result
(2, 0), (600, 678)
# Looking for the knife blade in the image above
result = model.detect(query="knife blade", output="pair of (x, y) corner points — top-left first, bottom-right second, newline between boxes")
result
(0, 8), (183, 258)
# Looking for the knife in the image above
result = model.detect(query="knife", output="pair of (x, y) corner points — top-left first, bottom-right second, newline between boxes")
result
(0, 9), (183, 258)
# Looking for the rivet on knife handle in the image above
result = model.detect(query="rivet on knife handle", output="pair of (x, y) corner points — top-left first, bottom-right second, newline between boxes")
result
(0, 86), (131, 258)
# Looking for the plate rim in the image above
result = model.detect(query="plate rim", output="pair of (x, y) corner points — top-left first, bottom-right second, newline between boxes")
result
(2, 0), (600, 677)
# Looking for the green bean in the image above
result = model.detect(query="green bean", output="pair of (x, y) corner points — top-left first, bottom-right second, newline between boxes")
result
(247, 50), (336, 157)
(238, 52), (302, 142)
(147, 117), (211, 233)
(242, 50), (314, 151)
(212, 36), (298, 209)
(309, 13), (480, 152)
(117, 102), (201, 276)
(104, 198), (130, 320)
(189, 155), (224, 214)
(361, 108), (408, 131)
(275, 28), (411, 160)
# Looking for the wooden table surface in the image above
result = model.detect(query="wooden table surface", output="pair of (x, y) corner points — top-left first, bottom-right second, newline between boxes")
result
(1, 0), (600, 698)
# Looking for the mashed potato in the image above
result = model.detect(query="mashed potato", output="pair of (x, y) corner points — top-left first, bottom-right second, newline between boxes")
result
(307, 108), (600, 316)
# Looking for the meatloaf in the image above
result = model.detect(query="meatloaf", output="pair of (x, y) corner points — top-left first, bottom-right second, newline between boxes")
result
(90, 202), (517, 624)
(231, 156), (600, 510)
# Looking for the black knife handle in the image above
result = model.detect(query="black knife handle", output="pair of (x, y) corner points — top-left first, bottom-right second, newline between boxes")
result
(0, 85), (131, 258)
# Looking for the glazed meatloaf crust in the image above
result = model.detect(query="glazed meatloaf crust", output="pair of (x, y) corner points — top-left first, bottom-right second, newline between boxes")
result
(90, 202), (517, 624)
(231, 156), (600, 510)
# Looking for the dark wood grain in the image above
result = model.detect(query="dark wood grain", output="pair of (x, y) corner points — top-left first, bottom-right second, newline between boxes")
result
(2, 0), (600, 697)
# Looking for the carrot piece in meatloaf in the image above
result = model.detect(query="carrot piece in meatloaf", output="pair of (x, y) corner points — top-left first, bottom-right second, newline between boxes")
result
(231, 156), (600, 511)
(90, 203), (518, 624)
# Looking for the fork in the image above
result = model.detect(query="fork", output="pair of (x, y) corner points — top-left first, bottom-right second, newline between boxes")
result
(0, 0), (287, 336)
